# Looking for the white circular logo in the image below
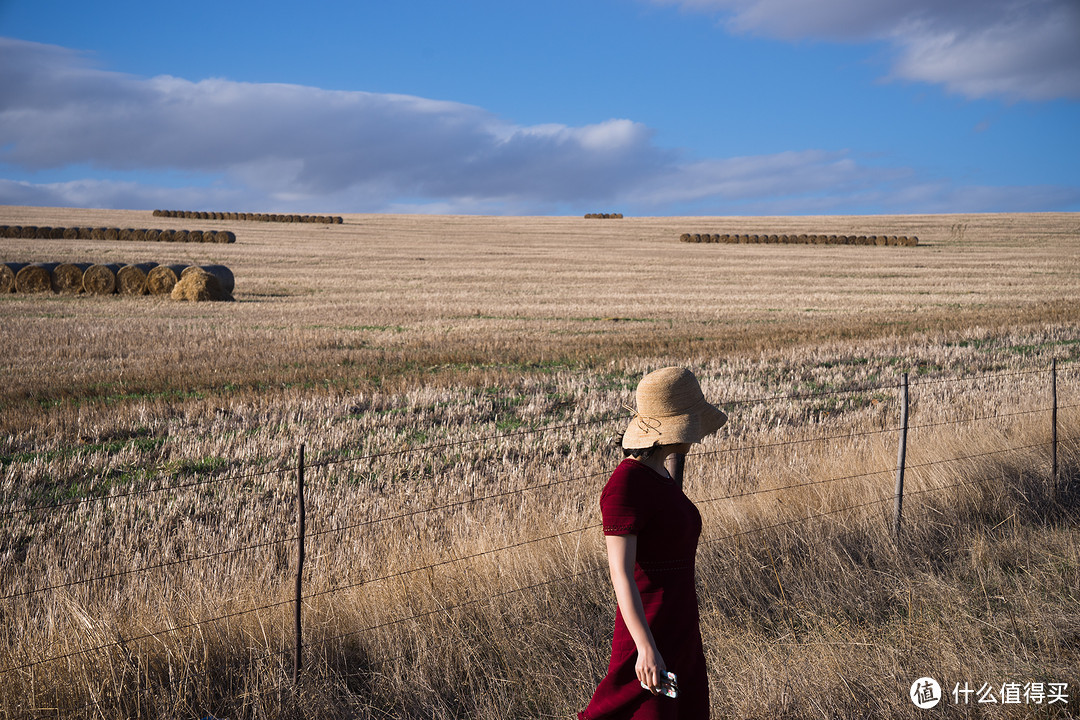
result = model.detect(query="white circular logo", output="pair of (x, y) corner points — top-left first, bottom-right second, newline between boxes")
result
(910, 677), (942, 709)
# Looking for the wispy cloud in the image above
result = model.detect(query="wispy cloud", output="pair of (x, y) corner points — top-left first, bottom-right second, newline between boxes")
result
(650, 0), (1080, 101)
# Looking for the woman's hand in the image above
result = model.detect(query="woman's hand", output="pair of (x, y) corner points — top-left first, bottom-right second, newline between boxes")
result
(605, 535), (668, 695)
(635, 643), (667, 694)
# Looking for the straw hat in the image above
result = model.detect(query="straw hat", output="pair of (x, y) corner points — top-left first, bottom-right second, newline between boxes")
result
(622, 367), (727, 449)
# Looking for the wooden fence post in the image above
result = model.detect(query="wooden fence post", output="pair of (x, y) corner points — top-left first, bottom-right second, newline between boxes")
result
(893, 373), (909, 540)
(1052, 359), (1058, 497)
(294, 443), (306, 683)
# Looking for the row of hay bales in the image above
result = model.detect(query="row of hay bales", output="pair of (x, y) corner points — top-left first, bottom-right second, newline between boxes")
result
(1, 262), (234, 301)
(152, 209), (343, 224)
(584, 213), (624, 219)
(680, 233), (918, 246)
(0, 225), (236, 243)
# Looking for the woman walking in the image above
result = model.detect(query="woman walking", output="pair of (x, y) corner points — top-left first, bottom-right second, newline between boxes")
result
(579, 367), (727, 720)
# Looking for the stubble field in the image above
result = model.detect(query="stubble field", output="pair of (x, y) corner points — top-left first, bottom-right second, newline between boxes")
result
(1, 207), (1079, 718)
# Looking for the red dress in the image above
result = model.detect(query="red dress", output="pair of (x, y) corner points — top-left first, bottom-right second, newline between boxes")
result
(579, 459), (709, 720)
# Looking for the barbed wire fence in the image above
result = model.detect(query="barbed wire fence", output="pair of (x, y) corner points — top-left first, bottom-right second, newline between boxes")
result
(1, 359), (1076, 715)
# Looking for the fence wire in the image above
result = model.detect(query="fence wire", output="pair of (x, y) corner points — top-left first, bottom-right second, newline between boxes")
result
(2, 362), (1073, 687)
(2, 362), (1063, 520)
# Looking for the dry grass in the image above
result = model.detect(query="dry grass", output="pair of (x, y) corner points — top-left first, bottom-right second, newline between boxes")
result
(0, 207), (1078, 718)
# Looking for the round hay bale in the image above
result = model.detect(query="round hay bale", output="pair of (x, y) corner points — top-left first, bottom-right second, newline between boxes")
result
(0, 226), (9, 238)
(51, 262), (91, 294)
(152, 210), (163, 217)
(62, 227), (78, 240)
(172, 230), (190, 243)
(15, 263), (57, 293)
(680, 233), (691, 242)
(188, 230), (204, 243)
(20, 226), (37, 238)
(128, 229), (146, 242)
(101, 227), (118, 241)
(333, 216), (343, 224)
(145, 264), (188, 295)
(182, 264), (234, 293)
(211, 230), (236, 244)
(906, 236), (919, 246)
(82, 263), (122, 295)
(116, 263), (158, 295)
(172, 267), (233, 302)
(7, 226), (24, 238)
(874, 236), (887, 246)
(0, 263), (27, 293)
(154, 229), (171, 242)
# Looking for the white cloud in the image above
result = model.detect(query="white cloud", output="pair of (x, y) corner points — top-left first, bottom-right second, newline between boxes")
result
(650, 0), (1080, 100)
(1, 37), (1076, 215)
(0, 38), (667, 209)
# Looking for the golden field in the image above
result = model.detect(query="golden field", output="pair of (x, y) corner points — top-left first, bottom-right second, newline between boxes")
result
(1, 206), (1078, 718)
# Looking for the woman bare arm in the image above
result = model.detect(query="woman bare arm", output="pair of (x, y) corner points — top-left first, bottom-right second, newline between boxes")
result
(605, 534), (666, 692)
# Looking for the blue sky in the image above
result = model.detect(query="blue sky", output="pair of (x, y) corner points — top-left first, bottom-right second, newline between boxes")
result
(1, 0), (1078, 215)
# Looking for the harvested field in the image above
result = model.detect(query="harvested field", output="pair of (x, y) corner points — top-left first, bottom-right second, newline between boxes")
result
(0, 206), (1078, 719)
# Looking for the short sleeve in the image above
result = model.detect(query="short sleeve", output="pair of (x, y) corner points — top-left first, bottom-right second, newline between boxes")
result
(600, 461), (656, 536)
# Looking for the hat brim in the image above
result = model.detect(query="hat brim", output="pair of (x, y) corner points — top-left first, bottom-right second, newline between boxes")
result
(622, 399), (728, 449)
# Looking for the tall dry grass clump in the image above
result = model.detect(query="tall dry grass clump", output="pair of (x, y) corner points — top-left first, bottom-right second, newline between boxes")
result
(0, 334), (1076, 718)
